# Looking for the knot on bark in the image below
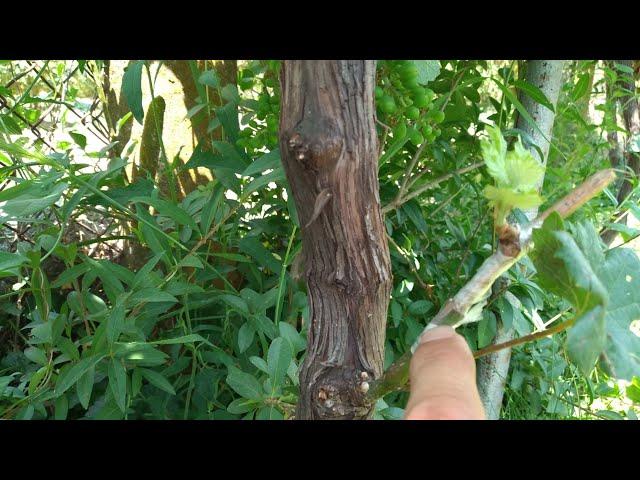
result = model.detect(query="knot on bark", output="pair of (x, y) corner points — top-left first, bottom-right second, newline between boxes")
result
(285, 118), (342, 173)
(313, 367), (374, 419)
(498, 224), (522, 258)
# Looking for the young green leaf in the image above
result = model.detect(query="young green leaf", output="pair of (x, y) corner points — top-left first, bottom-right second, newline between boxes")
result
(122, 60), (145, 124)
(55, 355), (105, 396)
(108, 358), (127, 413)
(139, 368), (176, 395)
(267, 337), (293, 389)
(226, 367), (263, 400)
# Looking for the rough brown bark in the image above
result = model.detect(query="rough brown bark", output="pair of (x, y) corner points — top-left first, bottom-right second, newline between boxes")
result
(602, 60), (640, 245)
(279, 61), (392, 420)
(101, 60), (134, 159)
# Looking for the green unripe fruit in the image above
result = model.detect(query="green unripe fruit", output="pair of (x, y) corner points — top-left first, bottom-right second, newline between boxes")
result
(421, 124), (433, 136)
(392, 78), (403, 89)
(433, 127), (442, 137)
(399, 65), (419, 81)
(375, 86), (384, 99)
(402, 77), (419, 89)
(394, 122), (407, 139)
(412, 91), (429, 108)
(427, 110), (445, 123)
(379, 95), (397, 114)
(406, 106), (420, 120)
(423, 88), (435, 103)
(409, 131), (424, 146)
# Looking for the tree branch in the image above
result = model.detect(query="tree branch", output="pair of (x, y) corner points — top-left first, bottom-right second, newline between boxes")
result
(368, 168), (616, 400)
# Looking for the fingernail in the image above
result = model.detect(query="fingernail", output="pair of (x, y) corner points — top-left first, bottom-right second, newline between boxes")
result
(418, 326), (456, 344)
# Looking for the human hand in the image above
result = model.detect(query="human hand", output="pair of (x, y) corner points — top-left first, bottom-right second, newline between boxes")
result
(404, 326), (486, 420)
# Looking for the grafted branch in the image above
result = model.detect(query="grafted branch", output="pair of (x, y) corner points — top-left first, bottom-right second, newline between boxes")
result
(367, 169), (616, 401)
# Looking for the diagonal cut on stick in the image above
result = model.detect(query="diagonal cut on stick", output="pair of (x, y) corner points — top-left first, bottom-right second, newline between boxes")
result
(367, 169), (616, 400)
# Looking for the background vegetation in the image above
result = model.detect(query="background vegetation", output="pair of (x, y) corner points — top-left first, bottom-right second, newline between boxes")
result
(0, 59), (638, 419)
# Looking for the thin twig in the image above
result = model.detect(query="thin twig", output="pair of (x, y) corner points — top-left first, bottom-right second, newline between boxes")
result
(382, 162), (483, 214)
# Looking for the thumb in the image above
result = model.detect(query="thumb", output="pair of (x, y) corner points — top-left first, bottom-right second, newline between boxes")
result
(404, 326), (485, 420)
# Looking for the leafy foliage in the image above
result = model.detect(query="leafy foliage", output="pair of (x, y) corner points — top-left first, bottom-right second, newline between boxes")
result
(0, 59), (638, 420)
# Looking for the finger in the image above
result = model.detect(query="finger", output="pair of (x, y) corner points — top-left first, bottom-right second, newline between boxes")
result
(404, 326), (485, 420)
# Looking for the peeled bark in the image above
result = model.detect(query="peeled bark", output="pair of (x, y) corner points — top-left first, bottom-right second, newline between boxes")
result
(477, 60), (565, 419)
(279, 61), (392, 420)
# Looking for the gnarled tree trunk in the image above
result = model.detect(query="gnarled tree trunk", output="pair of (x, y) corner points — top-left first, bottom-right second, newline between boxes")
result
(279, 60), (392, 420)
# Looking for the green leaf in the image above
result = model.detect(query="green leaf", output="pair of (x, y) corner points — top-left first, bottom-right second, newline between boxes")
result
(531, 213), (608, 375)
(242, 148), (281, 177)
(227, 398), (258, 414)
(220, 294), (250, 316)
(132, 197), (198, 230)
(139, 368), (176, 395)
(569, 220), (605, 273)
(55, 354), (105, 395)
(129, 288), (178, 305)
(107, 302), (125, 345)
(278, 322), (307, 353)
(199, 70), (219, 88)
(249, 356), (269, 374)
(408, 300), (434, 316)
(391, 300), (403, 327)
(267, 337), (292, 388)
(402, 201), (428, 233)
(514, 79), (555, 113)
(244, 168), (286, 196)
(108, 358), (127, 413)
(0, 181), (68, 223)
(0, 252), (27, 277)
(410, 60), (441, 85)
(69, 131), (87, 149)
(598, 248), (640, 380)
(226, 366), (263, 400)
(481, 125), (508, 185)
(238, 322), (256, 353)
(113, 342), (169, 367)
(478, 310), (497, 348)
(596, 410), (624, 420)
(238, 237), (282, 274)
(76, 366), (95, 409)
(122, 60), (145, 124)
(54, 394), (69, 420)
(256, 406), (284, 420)
(24, 347), (47, 366)
(149, 334), (212, 347)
